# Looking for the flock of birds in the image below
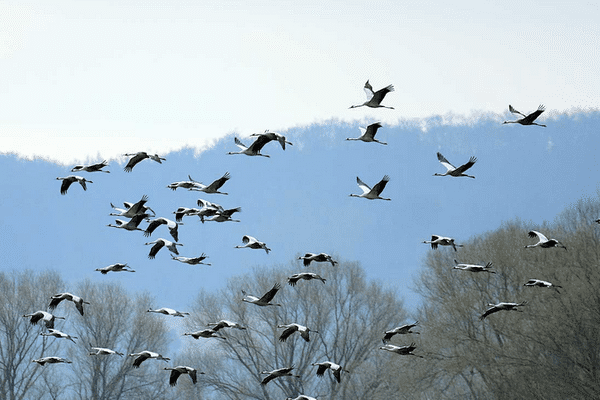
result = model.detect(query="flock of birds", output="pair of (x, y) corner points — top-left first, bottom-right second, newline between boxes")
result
(32, 80), (556, 398)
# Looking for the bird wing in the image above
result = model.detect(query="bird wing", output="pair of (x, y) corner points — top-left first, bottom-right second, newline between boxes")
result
(169, 369), (182, 386)
(129, 195), (150, 215)
(454, 157), (477, 174)
(371, 175), (390, 196)
(436, 152), (456, 171)
(315, 364), (327, 376)
(242, 235), (255, 244)
(124, 153), (147, 172)
(133, 353), (149, 368)
(523, 105), (545, 123)
(288, 275), (300, 286)
(144, 219), (164, 237)
(363, 80), (374, 100)
(189, 368), (197, 384)
(148, 241), (164, 259)
(60, 178), (73, 195)
(78, 178), (88, 191)
(508, 104), (526, 117)
(260, 374), (276, 386)
(356, 177), (371, 194)
(206, 172), (230, 191)
(247, 135), (270, 152)
(259, 283), (281, 303)
(299, 328), (311, 342)
(528, 230), (548, 242)
(279, 326), (297, 342)
(75, 301), (85, 315)
(333, 368), (342, 383)
(48, 297), (64, 310)
(233, 137), (248, 150)
(372, 85), (394, 105)
(365, 122), (382, 139)
(480, 306), (500, 320)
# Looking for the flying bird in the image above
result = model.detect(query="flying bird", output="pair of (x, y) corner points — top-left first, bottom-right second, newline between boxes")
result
(227, 136), (270, 157)
(298, 253), (338, 267)
(167, 176), (203, 191)
(147, 307), (190, 317)
(260, 367), (300, 386)
(32, 357), (72, 366)
(40, 328), (78, 343)
(56, 176), (93, 195)
(129, 351), (170, 368)
(286, 396), (318, 400)
(207, 320), (246, 331)
(312, 361), (349, 383)
(171, 254), (211, 266)
(423, 235), (463, 252)
(380, 343), (423, 358)
(525, 230), (567, 250)
(480, 302), (527, 320)
(189, 172), (231, 195)
(434, 152), (477, 178)
(95, 263), (136, 274)
(242, 283), (282, 307)
(350, 80), (394, 109)
(503, 104), (546, 127)
(524, 279), (562, 293)
(164, 366), (202, 386)
(144, 238), (183, 259)
(123, 152), (166, 172)
(183, 329), (226, 340)
(49, 292), (90, 316)
(173, 207), (203, 222)
(452, 260), (495, 273)
(110, 195), (155, 218)
(71, 160), (110, 173)
(382, 322), (420, 343)
(288, 272), (326, 286)
(235, 235), (271, 253)
(278, 323), (318, 342)
(350, 175), (391, 200)
(22, 311), (65, 330)
(346, 122), (387, 145)
(202, 207), (242, 223)
(106, 215), (147, 232)
(144, 217), (181, 242)
(249, 130), (293, 150)
(89, 346), (124, 356)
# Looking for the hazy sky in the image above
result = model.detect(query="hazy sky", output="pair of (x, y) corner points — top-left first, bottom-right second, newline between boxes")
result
(1, 1), (599, 163)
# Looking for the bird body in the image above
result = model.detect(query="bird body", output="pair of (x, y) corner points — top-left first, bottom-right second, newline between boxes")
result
(32, 356), (71, 366)
(235, 235), (271, 253)
(145, 238), (182, 259)
(227, 137), (270, 157)
(164, 366), (202, 386)
(183, 329), (226, 340)
(40, 328), (77, 343)
(525, 230), (567, 250)
(123, 152), (166, 172)
(71, 160), (110, 173)
(207, 319), (246, 331)
(312, 361), (349, 383)
(453, 260), (495, 273)
(171, 254), (211, 266)
(49, 292), (90, 316)
(346, 122), (387, 145)
(110, 195), (155, 218)
(107, 215), (147, 232)
(350, 175), (391, 200)
(95, 263), (135, 274)
(524, 279), (562, 292)
(504, 104), (546, 127)
(298, 253), (337, 267)
(188, 172), (231, 195)
(434, 152), (477, 178)
(147, 307), (190, 317)
(203, 207), (241, 223)
(350, 80), (394, 109)
(129, 351), (170, 368)
(423, 235), (463, 251)
(383, 322), (420, 343)
(380, 343), (423, 358)
(242, 283), (282, 306)
(260, 367), (300, 386)
(278, 323), (317, 342)
(23, 311), (65, 329)
(249, 130), (293, 150)
(56, 176), (93, 195)
(89, 346), (124, 356)
(480, 301), (527, 320)
(288, 272), (326, 286)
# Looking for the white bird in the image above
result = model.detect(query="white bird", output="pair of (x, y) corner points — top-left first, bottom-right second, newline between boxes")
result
(260, 367), (300, 386)
(49, 292), (90, 316)
(40, 328), (77, 343)
(524, 279), (562, 293)
(95, 263), (136, 274)
(147, 307), (190, 317)
(188, 172), (231, 195)
(503, 104), (546, 127)
(525, 230), (567, 250)
(227, 136), (271, 157)
(249, 130), (293, 150)
(144, 217), (180, 242)
(298, 253), (338, 267)
(164, 366), (202, 386)
(382, 322), (420, 343)
(242, 283), (282, 307)
(23, 311), (65, 329)
(346, 122), (387, 145)
(350, 80), (394, 109)
(110, 195), (155, 218)
(203, 207), (241, 223)
(89, 346), (124, 356)
(235, 235), (271, 253)
(107, 215), (147, 232)
(144, 238), (183, 259)
(380, 343), (423, 358)
(452, 260), (495, 273)
(171, 253), (211, 266)
(207, 319), (246, 331)
(32, 356), (72, 366)
(183, 329), (226, 340)
(278, 323), (318, 342)
(288, 272), (326, 286)
(423, 235), (463, 252)
(480, 301), (527, 320)
(71, 160), (110, 173)
(129, 351), (170, 368)
(350, 175), (391, 200)
(312, 361), (349, 383)
(56, 176), (93, 195)
(123, 152), (166, 172)
(173, 207), (203, 222)
(167, 177), (202, 191)
(434, 152), (477, 178)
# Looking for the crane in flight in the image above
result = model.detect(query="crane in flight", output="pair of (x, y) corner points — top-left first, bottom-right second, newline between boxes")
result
(56, 176), (93, 195)
(346, 122), (387, 145)
(123, 152), (166, 172)
(525, 230), (567, 250)
(382, 322), (420, 343)
(71, 160), (110, 173)
(350, 80), (394, 109)
(423, 235), (463, 252)
(480, 301), (527, 320)
(260, 367), (300, 386)
(164, 366), (202, 386)
(503, 104), (546, 127)
(434, 152), (477, 178)
(227, 137), (270, 157)
(350, 175), (391, 200)
(249, 130), (293, 150)
(241, 283), (282, 307)
(452, 260), (495, 273)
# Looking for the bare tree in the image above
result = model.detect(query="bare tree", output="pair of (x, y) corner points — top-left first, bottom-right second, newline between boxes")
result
(182, 259), (408, 400)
